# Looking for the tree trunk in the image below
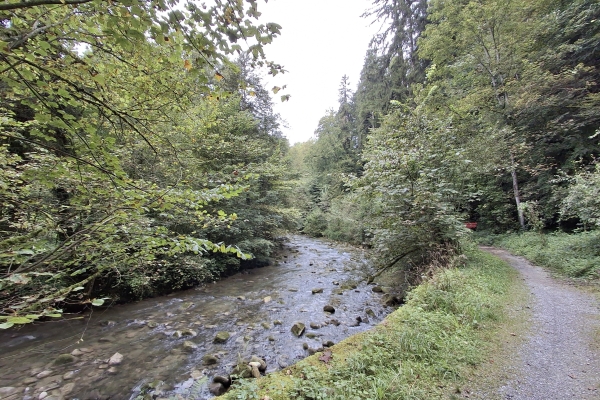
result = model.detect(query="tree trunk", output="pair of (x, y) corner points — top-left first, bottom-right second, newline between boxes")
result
(510, 152), (525, 229)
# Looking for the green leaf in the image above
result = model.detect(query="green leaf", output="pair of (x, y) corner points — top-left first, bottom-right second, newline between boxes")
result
(91, 298), (105, 307)
(0, 322), (14, 329)
(7, 316), (33, 324)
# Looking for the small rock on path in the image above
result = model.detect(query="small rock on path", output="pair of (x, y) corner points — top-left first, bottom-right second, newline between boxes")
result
(482, 247), (600, 400)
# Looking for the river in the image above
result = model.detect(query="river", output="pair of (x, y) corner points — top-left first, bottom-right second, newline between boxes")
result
(0, 235), (397, 400)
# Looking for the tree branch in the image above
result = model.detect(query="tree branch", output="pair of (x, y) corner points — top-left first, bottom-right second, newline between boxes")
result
(0, 0), (94, 11)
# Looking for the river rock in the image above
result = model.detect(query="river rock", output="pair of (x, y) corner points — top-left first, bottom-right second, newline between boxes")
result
(70, 349), (84, 357)
(62, 371), (76, 380)
(250, 356), (267, 372)
(38, 391), (48, 399)
(213, 375), (231, 387)
(323, 340), (335, 347)
(202, 354), (219, 365)
(36, 371), (53, 379)
(53, 354), (74, 365)
(107, 367), (118, 375)
(329, 319), (341, 326)
(182, 341), (197, 352)
(23, 377), (38, 384)
(371, 286), (384, 293)
(236, 296), (246, 301)
(108, 352), (123, 366)
(248, 362), (261, 378)
(181, 329), (197, 337)
(323, 305), (335, 313)
(79, 348), (93, 353)
(0, 387), (18, 397)
(98, 337), (113, 343)
(214, 331), (230, 343)
(311, 288), (324, 294)
(147, 321), (158, 328)
(268, 336), (275, 341)
(291, 322), (305, 337)
(263, 296), (272, 303)
(208, 382), (227, 396)
(306, 333), (318, 339)
(309, 322), (320, 329)
(98, 320), (116, 327)
(273, 320), (282, 326)
(61, 382), (75, 396)
(366, 308), (376, 318)
(179, 302), (194, 310)
(302, 342), (309, 350)
(261, 322), (271, 329)
(382, 294), (402, 307)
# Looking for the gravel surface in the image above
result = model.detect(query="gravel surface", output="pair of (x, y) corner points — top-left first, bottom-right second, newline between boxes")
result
(482, 247), (600, 400)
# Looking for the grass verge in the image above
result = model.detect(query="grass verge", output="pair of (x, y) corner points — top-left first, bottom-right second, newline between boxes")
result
(220, 244), (524, 400)
(479, 231), (600, 279)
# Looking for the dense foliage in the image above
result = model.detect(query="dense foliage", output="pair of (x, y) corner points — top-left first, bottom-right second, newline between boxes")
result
(0, 0), (292, 327)
(292, 0), (600, 274)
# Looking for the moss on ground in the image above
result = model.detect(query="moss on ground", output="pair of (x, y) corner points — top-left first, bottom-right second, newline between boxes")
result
(220, 244), (526, 400)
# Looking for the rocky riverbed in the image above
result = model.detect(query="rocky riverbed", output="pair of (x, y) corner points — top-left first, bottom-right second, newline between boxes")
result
(0, 235), (405, 400)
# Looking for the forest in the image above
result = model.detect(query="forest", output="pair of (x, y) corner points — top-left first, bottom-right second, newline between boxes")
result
(1, 0), (599, 330)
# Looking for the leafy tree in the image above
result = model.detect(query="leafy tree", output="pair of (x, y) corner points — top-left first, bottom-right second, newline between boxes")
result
(0, 0), (285, 327)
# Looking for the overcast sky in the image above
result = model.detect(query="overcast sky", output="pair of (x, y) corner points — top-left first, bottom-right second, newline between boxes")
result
(257, 0), (380, 144)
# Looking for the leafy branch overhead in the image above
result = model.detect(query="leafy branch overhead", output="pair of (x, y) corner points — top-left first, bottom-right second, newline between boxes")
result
(0, 0), (291, 325)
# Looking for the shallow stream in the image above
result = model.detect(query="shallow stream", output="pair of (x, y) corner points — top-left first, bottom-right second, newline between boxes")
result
(0, 235), (395, 400)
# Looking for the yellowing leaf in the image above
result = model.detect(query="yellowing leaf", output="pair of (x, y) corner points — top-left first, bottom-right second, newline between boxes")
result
(215, 72), (224, 81)
(272, 86), (281, 94)
(184, 60), (192, 71)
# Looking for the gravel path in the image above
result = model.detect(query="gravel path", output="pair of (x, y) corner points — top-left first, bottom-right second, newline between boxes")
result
(481, 247), (600, 400)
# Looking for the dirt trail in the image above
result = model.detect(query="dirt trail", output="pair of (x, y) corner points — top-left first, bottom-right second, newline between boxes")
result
(481, 247), (600, 399)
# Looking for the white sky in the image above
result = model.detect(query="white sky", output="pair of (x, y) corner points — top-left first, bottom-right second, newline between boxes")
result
(257, 0), (381, 144)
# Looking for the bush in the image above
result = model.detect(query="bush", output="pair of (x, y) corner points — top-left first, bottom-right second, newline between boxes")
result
(491, 231), (600, 278)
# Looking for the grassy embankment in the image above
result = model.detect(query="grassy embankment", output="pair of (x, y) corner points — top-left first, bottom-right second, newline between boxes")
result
(220, 244), (527, 399)
(480, 231), (600, 279)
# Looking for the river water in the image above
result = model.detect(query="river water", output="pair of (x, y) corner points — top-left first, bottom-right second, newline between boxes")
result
(0, 235), (395, 400)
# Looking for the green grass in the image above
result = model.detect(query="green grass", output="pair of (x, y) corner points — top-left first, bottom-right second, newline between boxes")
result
(487, 231), (600, 279)
(220, 244), (521, 400)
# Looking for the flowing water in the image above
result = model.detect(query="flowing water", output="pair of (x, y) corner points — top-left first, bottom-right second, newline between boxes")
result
(0, 235), (395, 400)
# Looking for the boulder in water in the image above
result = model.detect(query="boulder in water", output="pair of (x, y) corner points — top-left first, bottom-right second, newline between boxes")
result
(214, 331), (230, 343)
(323, 305), (335, 313)
(291, 322), (305, 337)
(54, 354), (74, 365)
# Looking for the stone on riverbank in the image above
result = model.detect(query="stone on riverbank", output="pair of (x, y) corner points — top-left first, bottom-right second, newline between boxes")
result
(209, 382), (227, 396)
(323, 305), (335, 313)
(311, 288), (324, 294)
(310, 322), (321, 329)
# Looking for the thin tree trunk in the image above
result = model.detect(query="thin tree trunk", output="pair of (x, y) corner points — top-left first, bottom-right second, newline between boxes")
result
(510, 152), (525, 229)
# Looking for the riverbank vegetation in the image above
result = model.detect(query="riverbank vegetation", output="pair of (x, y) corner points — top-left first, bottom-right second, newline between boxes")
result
(290, 0), (600, 281)
(481, 231), (600, 279)
(222, 246), (524, 399)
